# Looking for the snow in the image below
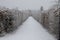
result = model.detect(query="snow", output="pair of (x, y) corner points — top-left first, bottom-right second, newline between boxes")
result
(0, 16), (57, 40)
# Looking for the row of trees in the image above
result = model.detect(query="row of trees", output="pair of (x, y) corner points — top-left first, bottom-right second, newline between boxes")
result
(32, 5), (59, 40)
(0, 7), (30, 37)
(31, 0), (59, 39)
(40, 5), (59, 40)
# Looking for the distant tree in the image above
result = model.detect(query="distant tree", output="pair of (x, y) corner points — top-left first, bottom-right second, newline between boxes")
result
(58, 0), (60, 6)
(58, 0), (60, 3)
(40, 6), (44, 11)
(54, 0), (60, 7)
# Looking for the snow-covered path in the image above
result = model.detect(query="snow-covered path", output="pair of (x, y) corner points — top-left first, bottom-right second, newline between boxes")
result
(0, 16), (56, 40)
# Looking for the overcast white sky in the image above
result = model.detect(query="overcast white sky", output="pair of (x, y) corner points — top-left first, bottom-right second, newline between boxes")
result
(0, 0), (56, 10)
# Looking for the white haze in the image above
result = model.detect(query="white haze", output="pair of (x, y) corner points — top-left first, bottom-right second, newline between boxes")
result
(0, 0), (56, 10)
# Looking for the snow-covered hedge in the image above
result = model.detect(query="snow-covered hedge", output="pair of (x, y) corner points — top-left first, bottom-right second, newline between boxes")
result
(0, 7), (30, 37)
(40, 7), (59, 39)
(0, 10), (15, 37)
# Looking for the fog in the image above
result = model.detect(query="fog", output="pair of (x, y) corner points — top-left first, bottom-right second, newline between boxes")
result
(0, 0), (56, 10)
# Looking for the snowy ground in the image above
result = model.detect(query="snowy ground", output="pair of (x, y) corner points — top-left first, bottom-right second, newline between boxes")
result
(0, 16), (57, 40)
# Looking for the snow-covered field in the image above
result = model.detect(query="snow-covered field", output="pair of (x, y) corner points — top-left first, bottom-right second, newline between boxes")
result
(0, 16), (57, 40)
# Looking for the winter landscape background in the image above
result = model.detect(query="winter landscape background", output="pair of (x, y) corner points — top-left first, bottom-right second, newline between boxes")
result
(0, 0), (59, 40)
